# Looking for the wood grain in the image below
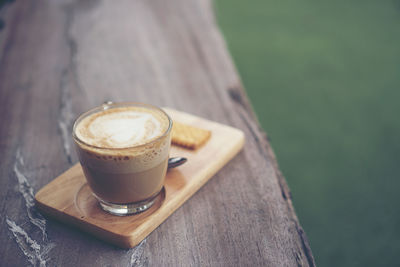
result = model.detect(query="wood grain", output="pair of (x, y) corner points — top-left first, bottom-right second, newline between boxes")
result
(35, 108), (245, 248)
(0, 0), (315, 266)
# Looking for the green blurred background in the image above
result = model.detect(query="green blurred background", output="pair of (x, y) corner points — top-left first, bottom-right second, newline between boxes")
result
(215, 0), (400, 266)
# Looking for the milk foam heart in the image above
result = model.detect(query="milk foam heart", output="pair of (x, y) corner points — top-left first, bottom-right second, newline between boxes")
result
(75, 107), (169, 148)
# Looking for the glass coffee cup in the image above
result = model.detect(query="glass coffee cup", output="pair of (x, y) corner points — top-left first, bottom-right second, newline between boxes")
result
(72, 102), (172, 215)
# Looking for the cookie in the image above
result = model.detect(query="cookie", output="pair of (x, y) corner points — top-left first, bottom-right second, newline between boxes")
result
(171, 121), (211, 149)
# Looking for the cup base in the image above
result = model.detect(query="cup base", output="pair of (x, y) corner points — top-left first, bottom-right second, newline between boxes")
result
(97, 192), (160, 216)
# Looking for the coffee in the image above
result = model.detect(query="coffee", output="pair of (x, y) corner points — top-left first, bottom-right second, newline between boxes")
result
(73, 103), (172, 215)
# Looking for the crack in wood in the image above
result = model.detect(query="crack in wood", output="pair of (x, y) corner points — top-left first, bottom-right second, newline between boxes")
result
(228, 87), (246, 108)
(0, 0), (18, 65)
(129, 238), (148, 267)
(58, 68), (74, 164)
(6, 218), (55, 267)
(14, 149), (47, 240)
(295, 223), (315, 267)
(57, 4), (80, 165)
(7, 148), (55, 266)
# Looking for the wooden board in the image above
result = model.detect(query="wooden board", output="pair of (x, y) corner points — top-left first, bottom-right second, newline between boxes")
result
(35, 108), (244, 248)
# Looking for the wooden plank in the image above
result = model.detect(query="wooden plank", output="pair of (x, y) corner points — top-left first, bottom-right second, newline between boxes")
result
(35, 108), (245, 248)
(0, 0), (315, 266)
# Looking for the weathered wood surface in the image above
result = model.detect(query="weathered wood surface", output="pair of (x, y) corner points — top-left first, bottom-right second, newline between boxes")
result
(0, 0), (315, 266)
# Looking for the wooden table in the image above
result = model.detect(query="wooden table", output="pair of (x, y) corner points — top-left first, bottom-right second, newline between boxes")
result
(0, 0), (315, 266)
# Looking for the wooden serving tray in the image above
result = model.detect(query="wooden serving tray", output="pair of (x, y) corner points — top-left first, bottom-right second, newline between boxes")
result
(35, 108), (245, 248)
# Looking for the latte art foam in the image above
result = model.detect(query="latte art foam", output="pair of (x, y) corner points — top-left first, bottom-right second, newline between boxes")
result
(75, 107), (169, 148)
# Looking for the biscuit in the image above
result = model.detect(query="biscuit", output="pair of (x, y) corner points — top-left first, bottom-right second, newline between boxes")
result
(171, 121), (211, 149)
